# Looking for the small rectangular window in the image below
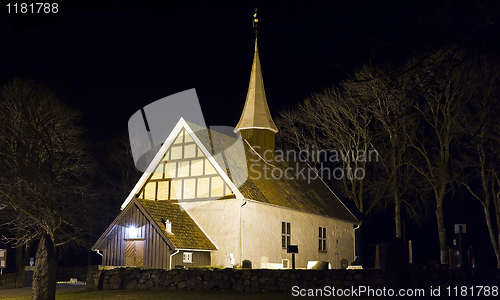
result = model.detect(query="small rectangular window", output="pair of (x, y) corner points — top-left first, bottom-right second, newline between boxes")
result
(183, 252), (193, 263)
(282, 221), (291, 249)
(319, 227), (327, 252)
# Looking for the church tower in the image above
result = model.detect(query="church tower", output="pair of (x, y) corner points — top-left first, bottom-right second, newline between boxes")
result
(234, 9), (278, 161)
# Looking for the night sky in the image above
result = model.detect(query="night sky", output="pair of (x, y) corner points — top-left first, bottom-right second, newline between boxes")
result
(2, 1), (500, 264)
(4, 1), (495, 140)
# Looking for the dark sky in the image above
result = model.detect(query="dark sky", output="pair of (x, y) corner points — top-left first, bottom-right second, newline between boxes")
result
(4, 0), (497, 142)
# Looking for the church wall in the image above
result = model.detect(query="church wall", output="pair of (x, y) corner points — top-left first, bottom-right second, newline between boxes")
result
(241, 200), (355, 269)
(181, 198), (241, 268)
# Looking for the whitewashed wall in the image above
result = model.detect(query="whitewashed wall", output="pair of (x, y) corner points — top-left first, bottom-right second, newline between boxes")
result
(181, 198), (242, 267)
(182, 197), (355, 269)
(241, 200), (355, 269)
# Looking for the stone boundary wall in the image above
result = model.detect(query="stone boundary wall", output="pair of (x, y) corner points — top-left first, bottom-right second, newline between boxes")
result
(87, 266), (500, 293)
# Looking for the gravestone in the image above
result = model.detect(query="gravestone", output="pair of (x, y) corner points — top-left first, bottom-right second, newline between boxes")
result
(242, 260), (252, 269)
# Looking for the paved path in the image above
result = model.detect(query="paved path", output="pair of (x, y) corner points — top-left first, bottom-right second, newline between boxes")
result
(0, 283), (86, 299)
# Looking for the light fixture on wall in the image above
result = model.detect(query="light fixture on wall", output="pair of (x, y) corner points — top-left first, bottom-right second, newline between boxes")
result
(127, 226), (139, 239)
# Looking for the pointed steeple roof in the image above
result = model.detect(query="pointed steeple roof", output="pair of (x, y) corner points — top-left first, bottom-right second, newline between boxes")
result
(235, 39), (278, 133)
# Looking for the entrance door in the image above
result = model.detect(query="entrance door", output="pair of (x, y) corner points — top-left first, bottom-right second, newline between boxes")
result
(125, 239), (145, 267)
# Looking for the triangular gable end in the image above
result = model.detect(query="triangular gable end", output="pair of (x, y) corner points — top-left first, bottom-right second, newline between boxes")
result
(121, 118), (243, 210)
(136, 128), (236, 202)
(92, 198), (175, 251)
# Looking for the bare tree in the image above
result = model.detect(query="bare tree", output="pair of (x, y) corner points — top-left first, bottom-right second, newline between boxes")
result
(459, 58), (500, 268)
(343, 63), (428, 239)
(277, 87), (379, 217)
(402, 47), (475, 265)
(0, 79), (95, 300)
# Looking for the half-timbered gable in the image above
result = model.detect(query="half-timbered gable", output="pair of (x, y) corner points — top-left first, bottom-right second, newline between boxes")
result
(137, 128), (234, 202)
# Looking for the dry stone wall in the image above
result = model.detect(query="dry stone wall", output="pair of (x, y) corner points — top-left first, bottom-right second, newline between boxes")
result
(87, 266), (500, 293)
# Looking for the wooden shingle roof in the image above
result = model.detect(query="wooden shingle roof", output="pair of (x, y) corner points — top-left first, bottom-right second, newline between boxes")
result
(187, 121), (359, 223)
(136, 199), (217, 251)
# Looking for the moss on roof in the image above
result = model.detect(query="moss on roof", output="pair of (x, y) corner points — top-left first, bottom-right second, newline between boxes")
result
(186, 121), (358, 223)
(136, 199), (217, 250)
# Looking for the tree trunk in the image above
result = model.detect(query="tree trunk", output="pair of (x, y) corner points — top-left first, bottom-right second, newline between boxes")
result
(395, 194), (402, 238)
(482, 205), (500, 269)
(436, 202), (449, 265)
(15, 230), (24, 288)
(32, 235), (57, 300)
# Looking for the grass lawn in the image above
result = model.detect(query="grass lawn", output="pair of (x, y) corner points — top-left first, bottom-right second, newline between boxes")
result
(0, 288), (379, 299)
(1, 289), (298, 299)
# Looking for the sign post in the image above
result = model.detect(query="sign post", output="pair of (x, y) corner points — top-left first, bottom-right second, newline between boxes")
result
(287, 245), (298, 270)
(0, 249), (6, 290)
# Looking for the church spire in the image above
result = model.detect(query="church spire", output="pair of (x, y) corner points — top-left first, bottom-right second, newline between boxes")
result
(235, 8), (277, 134)
(235, 9), (278, 161)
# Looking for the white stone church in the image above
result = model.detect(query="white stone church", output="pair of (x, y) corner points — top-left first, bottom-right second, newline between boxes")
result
(92, 36), (359, 270)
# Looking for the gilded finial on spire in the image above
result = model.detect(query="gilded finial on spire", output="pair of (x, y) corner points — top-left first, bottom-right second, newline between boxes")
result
(253, 8), (259, 38)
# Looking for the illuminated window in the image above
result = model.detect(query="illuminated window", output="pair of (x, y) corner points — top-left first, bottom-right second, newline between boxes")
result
(282, 222), (291, 249)
(319, 227), (327, 252)
(183, 252), (193, 263)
